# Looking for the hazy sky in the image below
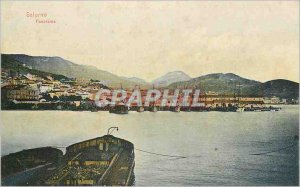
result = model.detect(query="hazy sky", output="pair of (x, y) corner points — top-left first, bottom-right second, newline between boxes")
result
(1, 1), (299, 82)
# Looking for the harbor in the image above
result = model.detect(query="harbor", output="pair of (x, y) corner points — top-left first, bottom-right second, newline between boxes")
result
(1, 1), (299, 186)
(1, 105), (298, 186)
(2, 92), (284, 113)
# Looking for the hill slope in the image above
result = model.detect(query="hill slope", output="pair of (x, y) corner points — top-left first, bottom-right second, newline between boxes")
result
(1, 54), (145, 88)
(168, 73), (298, 99)
(1, 55), (70, 81)
(261, 79), (299, 99)
(2, 54), (298, 99)
(121, 77), (150, 87)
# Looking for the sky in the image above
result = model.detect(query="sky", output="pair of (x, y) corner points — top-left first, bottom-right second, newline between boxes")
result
(1, 1), (299, 82)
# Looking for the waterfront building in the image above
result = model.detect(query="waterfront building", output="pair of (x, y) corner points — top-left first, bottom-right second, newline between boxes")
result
(3, 85), (40, 101)
(199, 95), (264, 107)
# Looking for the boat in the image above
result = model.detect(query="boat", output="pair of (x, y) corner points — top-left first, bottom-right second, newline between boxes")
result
(1, 128), (135, 186)
(90, 108), (98, 112)
(181, 106), (191, 112)
(174, 105), (180, 112)
(137, 106), (145, 112)
(45, 127), (135, 186)
(149, 105), (158, 112)
(171, 105), (180, 112)
(109, 84), (129, 114)
(200, 106), (210, 112)
(109, 102), (129, 114)
(236, 107), (245, 112)
(269, 106), (281, 112)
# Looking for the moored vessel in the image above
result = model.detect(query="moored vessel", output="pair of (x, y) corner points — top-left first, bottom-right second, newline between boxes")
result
(109, 102), (129, 114)
(1, 128), (135, 186)
(170, 105), (181, 112)
(137, 106), (145, 112)
(45, 127), (135, 186)
(236, 106), (245, 112)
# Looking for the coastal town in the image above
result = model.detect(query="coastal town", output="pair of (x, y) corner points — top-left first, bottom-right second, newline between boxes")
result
(1, 68), (297, 112)
(1, 1), (299, 186)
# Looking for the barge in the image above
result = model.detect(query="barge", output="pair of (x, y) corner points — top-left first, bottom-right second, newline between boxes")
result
(1, 129), (135, 186)
(45, 133), (135, 186)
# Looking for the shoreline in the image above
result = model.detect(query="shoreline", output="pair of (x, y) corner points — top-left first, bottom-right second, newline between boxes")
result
(1, 104), (295, 113)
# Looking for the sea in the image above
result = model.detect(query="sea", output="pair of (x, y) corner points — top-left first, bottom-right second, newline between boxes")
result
(1, 105), (299, 186)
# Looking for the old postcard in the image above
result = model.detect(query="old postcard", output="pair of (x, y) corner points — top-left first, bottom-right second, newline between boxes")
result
(1, 1), (299, 186)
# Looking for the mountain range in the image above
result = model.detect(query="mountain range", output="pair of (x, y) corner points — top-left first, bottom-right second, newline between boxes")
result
(1, 54), (146, 88)
(1, 54), (299, 99)
(168, 73), (299, 99)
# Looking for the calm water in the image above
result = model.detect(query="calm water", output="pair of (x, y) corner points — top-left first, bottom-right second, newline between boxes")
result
(1, 105), (299, 186)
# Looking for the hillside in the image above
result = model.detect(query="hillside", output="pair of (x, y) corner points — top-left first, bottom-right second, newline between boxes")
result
(261, 79), (299, 99)
(1, 54), (145, 88)
(1, 55), (70, 81)
(121, 77), (150, 87)
(168, 73), (299, 99)
(168, 73), (261, 95)
(2, 54), (298, 99)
